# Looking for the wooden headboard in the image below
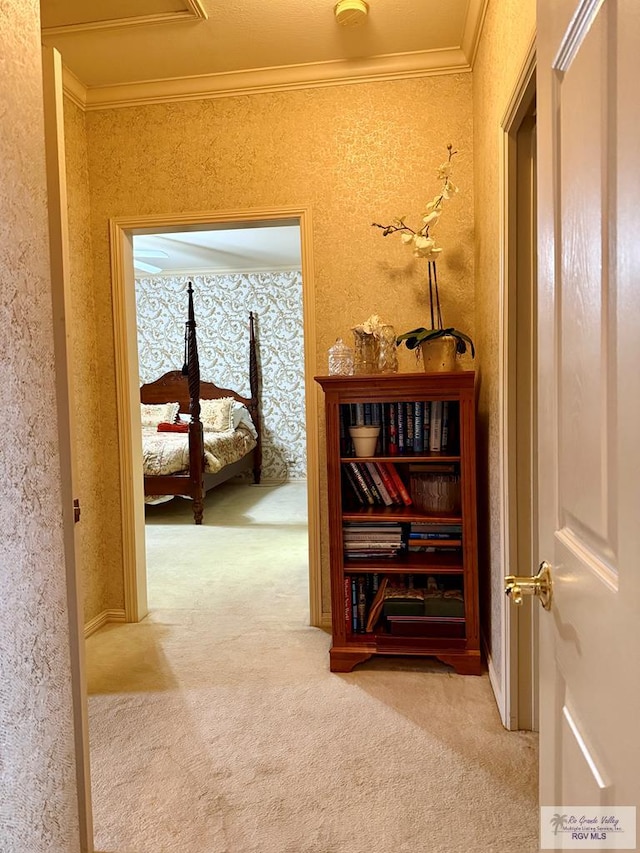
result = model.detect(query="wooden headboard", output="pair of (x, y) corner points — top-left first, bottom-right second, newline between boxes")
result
(139, 311), (260, 432)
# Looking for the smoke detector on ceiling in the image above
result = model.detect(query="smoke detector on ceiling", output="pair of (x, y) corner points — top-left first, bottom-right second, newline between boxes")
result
(334, 0), (369, 27)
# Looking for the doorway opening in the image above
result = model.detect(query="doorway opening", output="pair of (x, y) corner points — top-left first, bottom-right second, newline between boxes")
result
(109, 207), (322, 627)
(132, 221), (308, 603)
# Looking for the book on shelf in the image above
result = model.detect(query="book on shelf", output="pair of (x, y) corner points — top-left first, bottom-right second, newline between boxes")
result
(374, 462), (401, 504)
(344, 577), (351, 626)
(423, 402), (431, 450)
(406, 543), (462, 553)
(397, 402), (406, 454)
(364, 462), (394, 506)
(408, 532), (461, 540)
(356, 575), (367, 633)
(343, 522), (404, 532)
(388, 404), (398, 455)
(413, 401), (424, 453)
(346, 462), (375, 505)
(358, 463), (383, 503)
(429, 401), (443, 452)
(405, 402), (414, 448)
(342, 464), (369, 505)
(380, 461), (412, 506)
(441, 401), (450, 450)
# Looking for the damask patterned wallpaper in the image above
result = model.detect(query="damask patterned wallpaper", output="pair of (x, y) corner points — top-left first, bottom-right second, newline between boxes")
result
(136, 271), (306, 481)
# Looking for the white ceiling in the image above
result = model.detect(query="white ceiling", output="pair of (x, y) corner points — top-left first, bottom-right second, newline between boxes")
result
(40, 0), (488, 108)
(133, 225), (302, 275)
(43, 2), (487, 271)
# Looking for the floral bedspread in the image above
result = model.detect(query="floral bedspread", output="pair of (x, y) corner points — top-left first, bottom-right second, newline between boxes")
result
(142, 423), (256, 478)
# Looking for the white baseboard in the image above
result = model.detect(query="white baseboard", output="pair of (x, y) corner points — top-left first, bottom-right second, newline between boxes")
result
(483, 632), (508, 729)
(84, 608), (127, 639)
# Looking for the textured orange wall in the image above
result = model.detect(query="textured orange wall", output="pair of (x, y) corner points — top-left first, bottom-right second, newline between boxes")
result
(63, 98), (124, 623)
(82, 75), (475, 617)
(1, 2), (81, 847)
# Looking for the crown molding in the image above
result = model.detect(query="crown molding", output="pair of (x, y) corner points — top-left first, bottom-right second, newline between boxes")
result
(62, 65), (87, 110)
(462, 0), (490, 68)
(136, 265), (302, 278)
(79, 47), (470, 111)
(42, 0), (206, 37)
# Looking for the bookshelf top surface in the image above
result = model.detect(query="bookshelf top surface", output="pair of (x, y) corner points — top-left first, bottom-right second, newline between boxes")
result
(315, 371), (475, 396)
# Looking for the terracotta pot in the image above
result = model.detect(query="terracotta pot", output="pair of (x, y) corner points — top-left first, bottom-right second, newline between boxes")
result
(420, 336), (458, 372)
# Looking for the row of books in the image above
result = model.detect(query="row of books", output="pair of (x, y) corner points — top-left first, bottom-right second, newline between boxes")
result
(343, 521), (463, 558)
(343, 522), (405, 558)
(345, 574), (465, 634)
(342, 460), (413, 507)
(341, 400), (458, 456)
(407, 521), (462, 552)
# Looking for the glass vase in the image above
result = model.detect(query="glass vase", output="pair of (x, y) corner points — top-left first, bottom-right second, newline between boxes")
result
(353, 331), (379, 374)
(377, 324), (398, 374)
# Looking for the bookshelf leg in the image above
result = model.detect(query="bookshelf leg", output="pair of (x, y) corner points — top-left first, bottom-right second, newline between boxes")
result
(330, 647), (374, 673)
(436, 652), (482, 675)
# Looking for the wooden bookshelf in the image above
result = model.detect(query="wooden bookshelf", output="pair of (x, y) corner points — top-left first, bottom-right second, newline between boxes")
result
(315, 371), (481, 675)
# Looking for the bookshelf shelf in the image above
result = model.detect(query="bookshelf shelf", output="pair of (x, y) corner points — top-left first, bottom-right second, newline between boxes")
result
(342, 507), (463, 523)
(340, 453), (462, 463)
(315, 371), (481, 675)
(343, 555), (464, 573)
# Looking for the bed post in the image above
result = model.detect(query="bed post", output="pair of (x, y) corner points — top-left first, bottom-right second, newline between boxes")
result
(249, 311), (261, 484)
(186, 282), (205, 523)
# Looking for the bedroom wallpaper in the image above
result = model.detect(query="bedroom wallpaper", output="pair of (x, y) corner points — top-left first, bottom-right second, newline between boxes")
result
(1, 1), (81, 849)
(473, 0), (536, 686)
(83, 73), (474, 619)
(135, 271), (306, 481)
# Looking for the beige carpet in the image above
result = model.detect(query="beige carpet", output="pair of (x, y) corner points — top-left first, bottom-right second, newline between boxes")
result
(86, 481), (538, 853)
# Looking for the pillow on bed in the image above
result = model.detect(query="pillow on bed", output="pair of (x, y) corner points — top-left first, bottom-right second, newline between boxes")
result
(141, 402), (180, 428)
(231, 400), (258, 437)
(199, 397), (235, 432)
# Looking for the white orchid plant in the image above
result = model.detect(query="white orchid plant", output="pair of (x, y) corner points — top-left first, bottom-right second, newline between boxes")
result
(372, 144), (474, 358)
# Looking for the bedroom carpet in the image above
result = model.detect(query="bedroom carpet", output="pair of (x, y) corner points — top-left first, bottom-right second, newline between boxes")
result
(85, 481), (539, 853)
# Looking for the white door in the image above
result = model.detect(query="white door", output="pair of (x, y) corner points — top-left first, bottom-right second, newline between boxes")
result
(533, 0), (640, 847)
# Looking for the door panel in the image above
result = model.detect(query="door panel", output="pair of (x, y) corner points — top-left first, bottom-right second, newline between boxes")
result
(537, 0), (640, 831)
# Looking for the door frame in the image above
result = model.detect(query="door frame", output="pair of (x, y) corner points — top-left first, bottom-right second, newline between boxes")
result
(42, 45), (93, 850)
(109, 207), (322, 626)
(497, 36), (538, 731)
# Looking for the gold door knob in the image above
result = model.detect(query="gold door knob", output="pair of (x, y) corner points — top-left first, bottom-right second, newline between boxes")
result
(504, 560), (553, 610)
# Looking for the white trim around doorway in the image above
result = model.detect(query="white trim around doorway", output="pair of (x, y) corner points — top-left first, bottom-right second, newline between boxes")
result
(109, 206), (323, 628)
(496, 35), (537, 731)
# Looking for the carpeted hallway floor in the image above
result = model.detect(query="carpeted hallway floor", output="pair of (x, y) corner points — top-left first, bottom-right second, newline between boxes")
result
(86, 481), (538, 853)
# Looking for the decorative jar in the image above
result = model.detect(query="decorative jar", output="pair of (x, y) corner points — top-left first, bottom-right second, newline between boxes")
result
(328, 338), (354, 375)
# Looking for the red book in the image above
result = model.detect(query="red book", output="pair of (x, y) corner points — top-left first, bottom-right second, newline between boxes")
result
(388, 403), (398, 455)
(380, 461), (412, 506)
(373, 461), (401, 504)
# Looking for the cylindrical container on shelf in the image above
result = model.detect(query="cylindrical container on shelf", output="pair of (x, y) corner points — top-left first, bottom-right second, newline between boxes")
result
(328, 338), (354, 375)
(377, 324), (398, 373)
(353, 331), (379, 374)
(349, 425), (380, 457)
